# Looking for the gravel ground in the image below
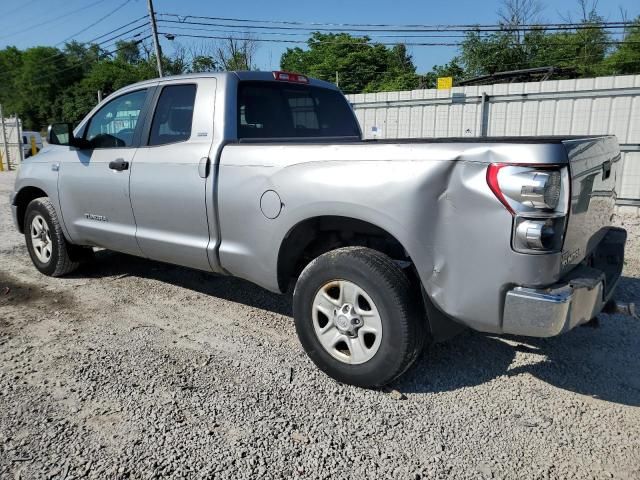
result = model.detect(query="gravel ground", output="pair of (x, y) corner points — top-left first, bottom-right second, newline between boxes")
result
(0, 169), (639, 480)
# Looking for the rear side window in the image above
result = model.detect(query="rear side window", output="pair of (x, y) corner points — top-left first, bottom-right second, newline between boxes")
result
(149, 84), (197, 146)
(238, 81), (360, 140)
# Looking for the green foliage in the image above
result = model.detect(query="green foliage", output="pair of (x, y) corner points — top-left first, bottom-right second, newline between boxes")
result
(281, 33), (419, 93)
(191, 55), (216, 73)
(604, 18), (640, 75)
(458, 12), (640, 80)
(0, 40), (176, 130)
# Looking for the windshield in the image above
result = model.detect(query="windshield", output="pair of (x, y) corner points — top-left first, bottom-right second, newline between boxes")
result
(237, 81), (360, 140)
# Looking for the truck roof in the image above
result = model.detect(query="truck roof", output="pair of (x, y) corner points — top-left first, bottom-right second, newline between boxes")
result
(118, 71), (340, 93)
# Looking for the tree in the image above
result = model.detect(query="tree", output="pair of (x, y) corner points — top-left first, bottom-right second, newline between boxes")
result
(0, 46), (24, 116)
(214, 38), (257, 71)
(191, 55), (216, 72)
(603, 17), (640, 74)
(419, 60), (466, 88)
(281, 33), (419, 93)
(14, 46), (84, 129)
(459, 0), (612, 79)
(115, 40), (142, 64)
(498, 0), (545, 43)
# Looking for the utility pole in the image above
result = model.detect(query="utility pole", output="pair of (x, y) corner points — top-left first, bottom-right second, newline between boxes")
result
(147, 0), (163, 77)
(0, 104), (10, 171)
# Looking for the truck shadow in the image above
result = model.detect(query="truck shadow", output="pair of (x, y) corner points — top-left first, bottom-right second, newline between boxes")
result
(397, 276), (640, 407)
(74, 250), (293, 316)
(76, 252), (639, 407)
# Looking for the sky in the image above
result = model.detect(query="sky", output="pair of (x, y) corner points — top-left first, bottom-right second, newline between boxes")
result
(1, 0), (638, 73)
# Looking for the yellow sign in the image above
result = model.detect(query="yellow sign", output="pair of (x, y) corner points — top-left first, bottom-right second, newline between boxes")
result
(437, 77), (453, 90)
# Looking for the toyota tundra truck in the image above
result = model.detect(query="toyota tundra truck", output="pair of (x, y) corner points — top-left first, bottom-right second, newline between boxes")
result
(10, 71), (628, 387)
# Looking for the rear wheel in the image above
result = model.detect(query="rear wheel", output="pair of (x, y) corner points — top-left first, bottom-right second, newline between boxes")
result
(24, 198), (90, 276)
(293, 247), (426, 388)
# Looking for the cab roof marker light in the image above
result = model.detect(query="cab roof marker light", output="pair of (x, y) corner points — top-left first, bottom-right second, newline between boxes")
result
(272, 71), (309, 84)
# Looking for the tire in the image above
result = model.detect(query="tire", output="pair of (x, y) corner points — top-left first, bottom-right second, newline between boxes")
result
(24, 197), (87, 277)
(293, 247), (426, 388)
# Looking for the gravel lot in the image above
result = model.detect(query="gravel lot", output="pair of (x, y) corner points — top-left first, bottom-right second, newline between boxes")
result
(1, 169), (639, 480)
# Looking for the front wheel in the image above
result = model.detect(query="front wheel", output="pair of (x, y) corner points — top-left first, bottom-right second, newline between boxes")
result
(24, 198), (89, 277)
(293, 247), (426, 388)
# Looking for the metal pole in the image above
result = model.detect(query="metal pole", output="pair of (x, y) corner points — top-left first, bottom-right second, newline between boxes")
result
(479, 92), (489, 137)
(335, 71), (339, 88)
(0, 104), (10, 171)
(147, 0), (163, 77)
(15, 114), (24, 164)
(97, 90), (103, 103)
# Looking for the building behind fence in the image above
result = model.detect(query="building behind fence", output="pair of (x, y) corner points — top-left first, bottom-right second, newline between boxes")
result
(347, 74), (640, 207)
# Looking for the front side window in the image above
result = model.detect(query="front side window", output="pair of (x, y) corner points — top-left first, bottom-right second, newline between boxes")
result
(85, 89), (147, 148)
(148, 84), (197, 146)
(238, 81), (360, 140)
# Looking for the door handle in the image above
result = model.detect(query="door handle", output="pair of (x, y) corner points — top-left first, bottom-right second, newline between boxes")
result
(198, 157), (210, 178)
(109, 159), (129, 171)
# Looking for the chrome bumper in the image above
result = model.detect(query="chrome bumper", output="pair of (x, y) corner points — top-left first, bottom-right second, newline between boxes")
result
(502, 228), (626, 338)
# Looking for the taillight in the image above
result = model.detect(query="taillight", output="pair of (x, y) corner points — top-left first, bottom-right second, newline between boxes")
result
(487, 163), (569, 254)
(272, 71), (309, 84)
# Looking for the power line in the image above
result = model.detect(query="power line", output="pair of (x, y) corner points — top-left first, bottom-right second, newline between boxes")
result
(156, 21), (487, 39)
(155, 21), (632, 41)
(157, 13), (635, 30)
(159, 18), (630, 34)
(158, 31), (640, 48)
(55, 0), (134, 47)
(156, 14), (634, 34)
(1, 0), (40, 20)
(0, 0), (109, 41)
(84, 15), (150, 44)
(159, 32), (461, 46)
(91, 23), (150, 47)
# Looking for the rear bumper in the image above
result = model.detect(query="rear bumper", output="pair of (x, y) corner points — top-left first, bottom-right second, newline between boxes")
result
(502, 227), (626, 337)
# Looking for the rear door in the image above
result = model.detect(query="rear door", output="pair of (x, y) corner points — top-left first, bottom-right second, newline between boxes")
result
(129, 78), (217, 271)
(58, 88), (151, 255)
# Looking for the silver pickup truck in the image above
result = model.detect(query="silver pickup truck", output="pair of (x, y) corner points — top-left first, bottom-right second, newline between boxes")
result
(10, 71), (628, 387)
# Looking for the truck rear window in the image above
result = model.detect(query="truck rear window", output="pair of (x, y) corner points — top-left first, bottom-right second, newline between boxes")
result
(237, 81), (360, 140)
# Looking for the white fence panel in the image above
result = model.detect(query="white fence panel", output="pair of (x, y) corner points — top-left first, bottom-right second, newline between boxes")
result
(347, 74), (640, 206)
(0, 116), (23, 171)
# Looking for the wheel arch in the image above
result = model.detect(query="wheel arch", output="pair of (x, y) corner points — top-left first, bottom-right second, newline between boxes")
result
(276, 215), (415, 293)
(13, 186), (49, 234)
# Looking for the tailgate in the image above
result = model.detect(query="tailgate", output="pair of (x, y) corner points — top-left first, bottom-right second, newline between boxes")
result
(561, 136), (621, 272)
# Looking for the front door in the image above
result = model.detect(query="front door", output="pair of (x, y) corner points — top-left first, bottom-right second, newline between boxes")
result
(58, 88), (150, 255)
(129, 79), (216, 271)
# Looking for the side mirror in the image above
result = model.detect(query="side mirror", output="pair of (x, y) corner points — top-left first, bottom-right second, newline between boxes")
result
(48, 123), (92, 150)
(47, 123), (74, 146)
